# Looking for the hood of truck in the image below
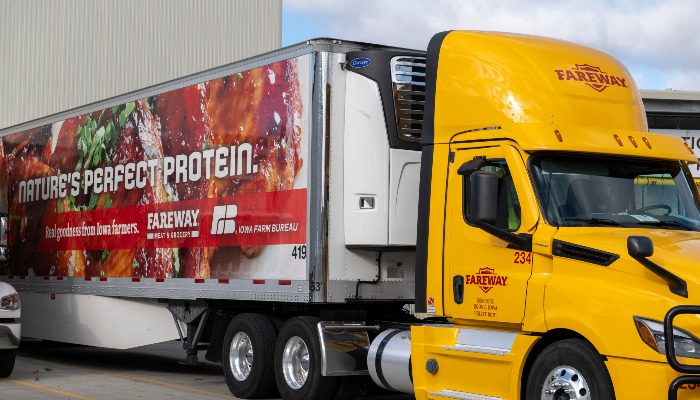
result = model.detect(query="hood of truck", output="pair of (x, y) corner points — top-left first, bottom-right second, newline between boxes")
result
(553, 227), (700, 288)
(545, 227), (700, 363)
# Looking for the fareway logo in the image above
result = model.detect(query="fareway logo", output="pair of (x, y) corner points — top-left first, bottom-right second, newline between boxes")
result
(554, 64), (627, 92)
(465, 267), (508, 294)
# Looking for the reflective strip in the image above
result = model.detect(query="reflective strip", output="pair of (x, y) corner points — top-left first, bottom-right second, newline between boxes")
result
(453, 328), (517, 355)
(441, 344), (509, 356)
(429, 389), (501, 400)
(279, 280), (292, 285)
(218, 279), (229, 284)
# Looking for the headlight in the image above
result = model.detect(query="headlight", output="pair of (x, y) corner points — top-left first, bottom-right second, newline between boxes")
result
(634, 316), (700, 359)
(0, 292), (19, 310)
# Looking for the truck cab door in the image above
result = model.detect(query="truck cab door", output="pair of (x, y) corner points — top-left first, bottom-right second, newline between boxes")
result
(444, 143), (536, 324)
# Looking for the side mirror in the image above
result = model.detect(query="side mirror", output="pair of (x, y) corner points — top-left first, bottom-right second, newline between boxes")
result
(627, 236), (653, 258)
(627, 235), (687, 298)
(469, 171), (498, 225)
(466, 170), (531, 251)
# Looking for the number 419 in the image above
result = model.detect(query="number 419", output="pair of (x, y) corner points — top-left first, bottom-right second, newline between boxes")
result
(292, 245), (307, 259)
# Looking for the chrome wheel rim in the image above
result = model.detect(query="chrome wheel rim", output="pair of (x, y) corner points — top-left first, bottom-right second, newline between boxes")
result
(281, 335), (309, 390)
(230, 332), (254, 381)
(541, 365), (591, 400)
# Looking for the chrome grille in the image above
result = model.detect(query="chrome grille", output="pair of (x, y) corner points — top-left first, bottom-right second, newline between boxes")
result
(391, 56), (426, 143)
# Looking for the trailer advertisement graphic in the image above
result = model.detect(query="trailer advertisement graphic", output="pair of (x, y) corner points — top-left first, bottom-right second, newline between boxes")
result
(1, 55), (311, 280)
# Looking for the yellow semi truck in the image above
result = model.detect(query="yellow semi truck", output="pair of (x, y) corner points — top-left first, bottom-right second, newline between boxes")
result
(389, 31), (700, 400)
(3, 29), (700, 400)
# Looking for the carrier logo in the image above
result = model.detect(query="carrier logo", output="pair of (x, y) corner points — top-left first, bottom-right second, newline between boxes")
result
(349, 57), (372, 69)
(554, 64), (627, 92)
(211, 205), (237, 234)
(465, 267), (508, 293)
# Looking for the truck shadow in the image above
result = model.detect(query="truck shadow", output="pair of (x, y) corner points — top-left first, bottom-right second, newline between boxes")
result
(17, 339), (223, 376)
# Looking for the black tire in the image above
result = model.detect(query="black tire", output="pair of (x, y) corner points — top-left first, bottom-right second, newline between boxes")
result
(222, 313), (277, 398)
(274, 316), (338, 400)
(526, 339), (615, 400)
(330, 376), (363, 400)
(0, 349), (16, 378)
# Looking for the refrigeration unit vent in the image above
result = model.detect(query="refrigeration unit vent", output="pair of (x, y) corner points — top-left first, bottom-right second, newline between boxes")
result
(391, 56), (426, 143)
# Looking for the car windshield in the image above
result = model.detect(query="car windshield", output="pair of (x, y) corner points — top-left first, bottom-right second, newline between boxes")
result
(529, 153), (700, 231)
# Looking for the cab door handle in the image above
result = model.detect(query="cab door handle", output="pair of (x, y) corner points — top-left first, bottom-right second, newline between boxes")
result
(453, 275), (464, 304)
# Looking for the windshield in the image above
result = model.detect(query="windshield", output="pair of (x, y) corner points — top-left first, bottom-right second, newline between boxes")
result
(530, 153), (700, 231)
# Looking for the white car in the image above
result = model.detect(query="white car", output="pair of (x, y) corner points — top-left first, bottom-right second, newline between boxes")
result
(0, 282), (20, 377)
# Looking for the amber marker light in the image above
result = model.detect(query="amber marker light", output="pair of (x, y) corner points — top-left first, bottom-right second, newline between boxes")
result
(554, 130), (563, 142)
(685, 142), (695, 155)
(634, 318), (659, 352)
(614, 134), (623, 146)
(628, 136), (638, 148)
(642, 137), (652, 149)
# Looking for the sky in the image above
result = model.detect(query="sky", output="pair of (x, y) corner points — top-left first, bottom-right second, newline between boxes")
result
(282, 0), (700, 91)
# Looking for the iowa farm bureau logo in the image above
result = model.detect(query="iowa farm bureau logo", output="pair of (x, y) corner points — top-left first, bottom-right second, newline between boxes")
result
(211, 205), (237, 234)
(554, 64), (628, 92)
(465, 267), (508, 293)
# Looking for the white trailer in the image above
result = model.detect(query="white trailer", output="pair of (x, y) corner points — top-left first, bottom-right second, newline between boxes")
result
(0, 39), (426, 399)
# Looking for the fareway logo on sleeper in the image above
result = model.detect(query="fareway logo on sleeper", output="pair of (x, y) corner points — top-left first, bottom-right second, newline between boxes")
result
(554, 64), (628, 92)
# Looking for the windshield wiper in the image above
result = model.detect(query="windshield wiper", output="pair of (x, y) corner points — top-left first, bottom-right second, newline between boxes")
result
(637, 220), (684, 229)
(563, 217), (625, 227)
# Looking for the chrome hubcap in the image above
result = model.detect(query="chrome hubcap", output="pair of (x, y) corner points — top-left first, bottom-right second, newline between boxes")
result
(282, 335), (309, 389)
(541, 365), (591, 400)
(230, 332), (254, 381)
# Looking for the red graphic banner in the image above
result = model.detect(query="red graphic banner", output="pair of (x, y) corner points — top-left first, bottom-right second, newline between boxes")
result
(39, 189), (306, 251)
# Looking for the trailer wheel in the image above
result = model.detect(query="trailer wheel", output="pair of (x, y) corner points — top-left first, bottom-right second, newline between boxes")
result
(526, 339), (615, 400)
(0, 349), (16, 378)
(222, 313), (276, 398)
(274, 316), (338, 400)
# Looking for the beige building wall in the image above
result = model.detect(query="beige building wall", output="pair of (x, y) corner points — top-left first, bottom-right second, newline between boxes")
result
(0, 0), (281, 129)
